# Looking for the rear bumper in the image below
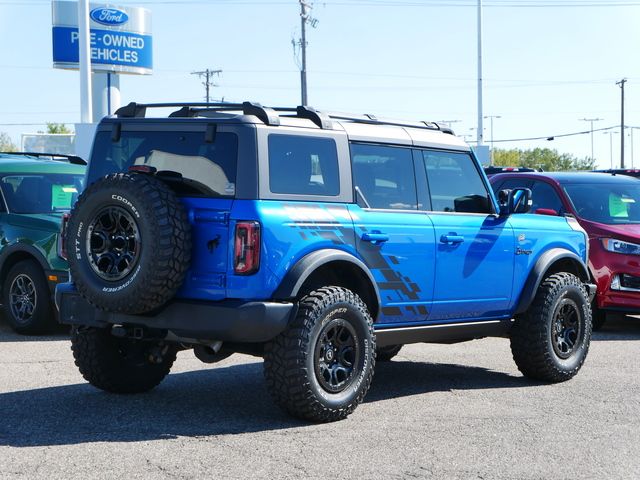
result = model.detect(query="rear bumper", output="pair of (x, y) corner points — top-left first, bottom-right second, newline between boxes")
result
(55, 283), (294, 343)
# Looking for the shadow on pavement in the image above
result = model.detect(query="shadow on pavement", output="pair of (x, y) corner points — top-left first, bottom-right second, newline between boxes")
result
(0, 359), (531, 447)
(592, 314), (640, 341)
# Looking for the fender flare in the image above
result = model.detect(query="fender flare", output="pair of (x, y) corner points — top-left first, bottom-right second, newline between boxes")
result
(273, 248), (381, 306)
(0, 243), (50, 278)
(514, 248), (589, 315)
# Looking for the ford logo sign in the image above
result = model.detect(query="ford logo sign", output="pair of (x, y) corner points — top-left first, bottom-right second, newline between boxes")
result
(90, 7), (129, 26)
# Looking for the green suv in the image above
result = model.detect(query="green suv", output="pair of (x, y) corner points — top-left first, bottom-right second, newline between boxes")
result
(0, 153), (85, 334)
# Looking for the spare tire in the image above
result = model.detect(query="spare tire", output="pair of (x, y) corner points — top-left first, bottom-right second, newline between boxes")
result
(67, 173), (191, 314)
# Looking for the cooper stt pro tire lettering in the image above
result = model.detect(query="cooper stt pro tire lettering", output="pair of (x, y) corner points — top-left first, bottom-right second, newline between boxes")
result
(66, 173), (191, 314)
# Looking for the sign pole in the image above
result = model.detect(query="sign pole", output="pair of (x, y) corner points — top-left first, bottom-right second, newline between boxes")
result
(78, 0), (92, 123)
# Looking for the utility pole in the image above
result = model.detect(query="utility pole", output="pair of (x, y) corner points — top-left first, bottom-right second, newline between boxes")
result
(484, 115), (501, 163)
(579, 117), (603, 161)
(477, 0), (484, 146)
(617, 78), (627, 168)
(191, 69), (222, 104)
(295, 1), (318, 106)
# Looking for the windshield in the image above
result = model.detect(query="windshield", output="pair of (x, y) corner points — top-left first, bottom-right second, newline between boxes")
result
(564, 183), (640, 224)
(1, 174), (85, 214)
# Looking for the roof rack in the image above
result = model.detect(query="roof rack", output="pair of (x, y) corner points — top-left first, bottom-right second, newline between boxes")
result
(114, 101), (453, 134)
(0, 152), (87, 166)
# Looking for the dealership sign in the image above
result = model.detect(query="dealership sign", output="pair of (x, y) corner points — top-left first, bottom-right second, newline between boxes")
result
(52, 1), (152, 75)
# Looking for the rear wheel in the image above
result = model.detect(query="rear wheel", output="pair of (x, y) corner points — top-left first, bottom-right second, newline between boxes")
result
(510, 272), (591, 383)
(71, 327), (177, 393)
(2, 260), (55, 335)
(264, 287), (375, 422)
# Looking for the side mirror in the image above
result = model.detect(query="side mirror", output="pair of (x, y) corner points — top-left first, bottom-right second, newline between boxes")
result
(534, 208), (559, 216)
(499, 188), (532, 215)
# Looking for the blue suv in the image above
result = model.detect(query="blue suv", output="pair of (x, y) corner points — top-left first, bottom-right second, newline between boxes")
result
(57, 102), (595, 422)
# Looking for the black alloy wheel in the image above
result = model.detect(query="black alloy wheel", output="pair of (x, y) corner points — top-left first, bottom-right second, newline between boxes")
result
(87, 206), (141, 282)
(314, 319), (360, 393)
(552, 298), (583, 359)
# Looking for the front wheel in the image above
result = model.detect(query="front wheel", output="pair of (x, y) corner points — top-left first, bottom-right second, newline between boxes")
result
(264, 287), (375, 422)
(510, 272), (591, 383)
(71, 327), (177, 393)
(2, 260), (55, 335)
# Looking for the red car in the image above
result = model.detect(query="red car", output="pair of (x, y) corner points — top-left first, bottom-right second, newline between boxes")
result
(490, 172), (640, 329)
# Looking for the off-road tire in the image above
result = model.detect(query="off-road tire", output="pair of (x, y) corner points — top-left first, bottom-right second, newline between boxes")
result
(264, 286), (375, 422)
(376, 344), (403, 362)
(510, 272), (591, 383)
(2, 260), (55, 335)
(67, 173), (191, 314)
(71, 327), (177, 393)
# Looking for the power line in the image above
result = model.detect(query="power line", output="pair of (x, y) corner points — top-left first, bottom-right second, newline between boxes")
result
(493, 125), (619, 143)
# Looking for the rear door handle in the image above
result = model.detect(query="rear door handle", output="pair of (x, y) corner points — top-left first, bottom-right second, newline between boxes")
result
(440, 234), (464, 244)
(361, 232), (389, 244)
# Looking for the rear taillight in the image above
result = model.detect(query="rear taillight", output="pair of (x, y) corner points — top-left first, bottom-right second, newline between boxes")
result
(234, 221), (260, 275)
(59, 213), (71, 260)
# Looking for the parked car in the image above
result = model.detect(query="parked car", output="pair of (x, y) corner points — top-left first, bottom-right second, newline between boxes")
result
(484, 166), (541, 177)
(0, 152), (86, 334)
(491, 171), (640, 329)
(57, 102), (594, 422)
(592, 168), (640, 179)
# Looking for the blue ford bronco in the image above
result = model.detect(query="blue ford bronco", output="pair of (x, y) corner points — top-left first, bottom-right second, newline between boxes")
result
(57, 102), (595, 422)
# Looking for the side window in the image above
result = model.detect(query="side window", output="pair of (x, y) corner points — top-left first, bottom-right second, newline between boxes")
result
(530, 181), (563, 213)
(422, 150), (491, 214)
(350, 143), (417, 210)
(268, 134), (339, 196)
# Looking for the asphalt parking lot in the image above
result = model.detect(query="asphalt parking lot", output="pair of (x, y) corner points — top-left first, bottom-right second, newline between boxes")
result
(0, 315), (638, 480)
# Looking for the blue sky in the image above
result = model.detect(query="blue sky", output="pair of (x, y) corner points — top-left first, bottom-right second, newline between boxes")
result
(1, 0), (638, 168)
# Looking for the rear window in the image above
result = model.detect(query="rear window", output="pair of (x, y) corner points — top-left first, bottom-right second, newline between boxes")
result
(89, 130), (238, 197)
(268, 134), (340, 196)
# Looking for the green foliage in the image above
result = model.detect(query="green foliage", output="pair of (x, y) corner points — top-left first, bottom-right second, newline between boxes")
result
(492, 148), (596, 172)
(0, 132), (17, 152)
(46, 123), (73, 134)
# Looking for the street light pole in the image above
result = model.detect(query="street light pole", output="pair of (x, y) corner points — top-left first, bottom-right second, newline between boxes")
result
(604, 131), (619, 168)
(477, 0), (484, 146)
(579, 117), (603, 161)
(484, 115), (501, 164)
(78, 0), (92, 123)
(616, 78), (627, 168)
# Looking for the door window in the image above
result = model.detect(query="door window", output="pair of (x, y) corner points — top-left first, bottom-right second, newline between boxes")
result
(530, 181), (563, 214)
(421, 150), (492, 214)
(350, 143), (417, 210)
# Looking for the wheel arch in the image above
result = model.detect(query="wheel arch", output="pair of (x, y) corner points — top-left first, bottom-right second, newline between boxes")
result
(0, 244), (49, 285)
(273, 249), (381, 320)
(515, 248), (589, 315)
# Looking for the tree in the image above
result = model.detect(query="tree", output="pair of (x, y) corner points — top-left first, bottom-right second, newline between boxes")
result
(45, 123), (73, 134)
(0, 132), (17, 152)
(492, 148), (595, 172)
